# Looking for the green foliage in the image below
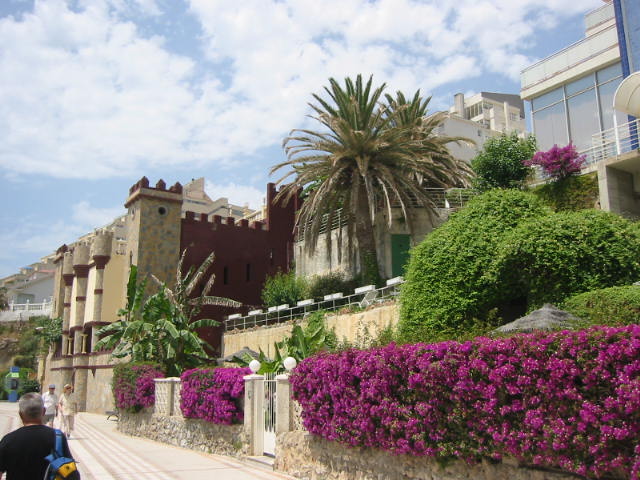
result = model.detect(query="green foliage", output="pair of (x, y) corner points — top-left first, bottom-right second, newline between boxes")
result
(532, 172), (599, 212)
(17, 378), (40, 396)
(306, 271), (357, 300)
(471, 132), (537, 191)
(562, 285), (640, 327)
(96, 252), (241, 377)
(261, 271), (307, 307)
(490, 210), (640, 308)
(12, 355), (35, 370)
(399, 190), (551, 343)
(33, 316), (62, 354)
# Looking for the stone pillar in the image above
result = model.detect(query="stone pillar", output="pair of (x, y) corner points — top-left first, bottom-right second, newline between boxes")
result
(172, 378), (182, 417)
(71, 243), (90, 337)
(72, 243), (90, 412)
(276, 374), (293, 434)
(90, 232), (112, 349)
(154, 377), (181, 416)
(243, 373), (264, 456)
(61, 252), (74, 357)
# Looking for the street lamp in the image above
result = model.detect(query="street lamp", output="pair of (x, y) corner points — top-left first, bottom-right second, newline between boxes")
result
(249, 359), (261, 373)
(283, 356), (297, 372)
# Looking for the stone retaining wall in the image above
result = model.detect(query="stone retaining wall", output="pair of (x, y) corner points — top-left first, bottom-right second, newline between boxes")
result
(223, 304), (399, 357)
(118, 411), (247, 458)
(275, 431), (581, 480)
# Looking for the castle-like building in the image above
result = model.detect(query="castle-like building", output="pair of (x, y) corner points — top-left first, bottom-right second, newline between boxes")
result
(44, 177), (298, 413)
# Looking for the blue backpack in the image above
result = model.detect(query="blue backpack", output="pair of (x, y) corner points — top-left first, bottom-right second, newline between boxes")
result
(44, 429), (80, 480)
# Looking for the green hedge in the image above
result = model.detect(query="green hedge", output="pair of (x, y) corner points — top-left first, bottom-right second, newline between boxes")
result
(398, 190), (551, 342)
(562, 285), (640, 326)
(399, 189), (640, 344)
(488, 209), (640, 308)
(531, 172), (599, 212)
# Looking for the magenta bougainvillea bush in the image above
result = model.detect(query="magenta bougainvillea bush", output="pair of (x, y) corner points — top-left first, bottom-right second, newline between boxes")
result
(112, 363), (164, 412)
(290, 326), (640, 479)
(180, 367), (250, 425)
(524, 142), (586, 180)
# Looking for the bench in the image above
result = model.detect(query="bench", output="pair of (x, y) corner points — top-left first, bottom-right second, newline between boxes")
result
(106, 410), (119, 421)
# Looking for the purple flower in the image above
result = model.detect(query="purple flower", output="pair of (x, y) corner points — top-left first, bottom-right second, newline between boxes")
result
(524, 143), (586, 180)
(180, 367), (250, 425)
(290, 325), (640, 478)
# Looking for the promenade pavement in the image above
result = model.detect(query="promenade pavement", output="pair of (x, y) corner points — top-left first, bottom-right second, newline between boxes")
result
(0, 401), (296, 480)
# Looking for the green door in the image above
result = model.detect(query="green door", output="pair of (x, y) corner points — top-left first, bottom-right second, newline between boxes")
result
(391, 234), (411, 277)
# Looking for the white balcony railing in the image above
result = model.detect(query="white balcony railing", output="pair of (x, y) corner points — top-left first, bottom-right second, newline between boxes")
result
(581, 118), (640, 168)
(0, 300), (53, 322)
(6, 300), (52, 312)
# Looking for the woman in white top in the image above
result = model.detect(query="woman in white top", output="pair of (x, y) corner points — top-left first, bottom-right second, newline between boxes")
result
(58, 384), (77, 438)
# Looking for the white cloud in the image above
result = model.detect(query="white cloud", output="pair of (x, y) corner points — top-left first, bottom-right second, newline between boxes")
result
(204, 181), (265, 210)
(0, 199), (124, 277)
(0, 0), (604, 181)
(71, 201), (126, 228)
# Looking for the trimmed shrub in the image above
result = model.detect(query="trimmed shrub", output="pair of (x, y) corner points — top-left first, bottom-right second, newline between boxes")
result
(112, 363), (164, 412)
(291, 325), (640, 479)
(563, 285), (640, 327)
(180, 367), (250, 424)
(532, 172), (599, 212)
(489, 210), (640, 308)
(399, 190), (551, 342)
(261, 271), (306, 307)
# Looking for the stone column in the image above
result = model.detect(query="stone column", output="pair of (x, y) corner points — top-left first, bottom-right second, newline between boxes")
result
(90, 232), (112, 349)
(72, 244), (90, 412)
(61, 252), (74, 358)
(71, 243), (90, 339)
(243, 373), (264, 456)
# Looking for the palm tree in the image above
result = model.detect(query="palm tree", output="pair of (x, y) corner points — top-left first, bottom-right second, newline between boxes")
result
(271, 74), (473, 283)
(96, 251), (241, 376)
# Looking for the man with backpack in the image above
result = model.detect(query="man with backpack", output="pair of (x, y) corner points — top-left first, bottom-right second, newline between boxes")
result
(0, 392), (77, 480)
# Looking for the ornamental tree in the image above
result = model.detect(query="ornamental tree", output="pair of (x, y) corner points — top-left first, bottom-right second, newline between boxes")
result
(524, 142), (585, 180)
(470, 132), (537, 191)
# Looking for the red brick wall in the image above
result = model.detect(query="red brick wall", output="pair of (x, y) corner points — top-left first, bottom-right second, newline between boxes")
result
(179, 183), (299, 355)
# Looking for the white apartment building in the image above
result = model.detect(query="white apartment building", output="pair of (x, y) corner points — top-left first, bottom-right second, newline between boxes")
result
(439, 92), (526, 162)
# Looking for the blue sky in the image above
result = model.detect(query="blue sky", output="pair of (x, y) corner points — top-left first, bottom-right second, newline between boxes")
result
(0, 0), (602, 278)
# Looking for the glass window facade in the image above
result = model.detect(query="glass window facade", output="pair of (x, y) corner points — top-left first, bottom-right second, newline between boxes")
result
(531, 62), (624, 151)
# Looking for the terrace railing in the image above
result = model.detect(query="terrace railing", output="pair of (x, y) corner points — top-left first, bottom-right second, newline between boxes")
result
(225, 277), (404, 331)
(581, 118), (640, 169)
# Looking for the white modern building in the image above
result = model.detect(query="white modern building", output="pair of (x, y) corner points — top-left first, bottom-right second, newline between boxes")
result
(520, 0), (640, 219)
(521, 1), (625, 153)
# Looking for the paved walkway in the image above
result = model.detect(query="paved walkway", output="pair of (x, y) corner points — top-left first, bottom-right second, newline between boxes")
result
(0, 402), (295, 480)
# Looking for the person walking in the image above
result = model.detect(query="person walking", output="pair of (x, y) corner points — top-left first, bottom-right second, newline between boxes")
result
(42, 384), (58, 428)
(0, 392), (73, 480)
(58, 384), (77, 439)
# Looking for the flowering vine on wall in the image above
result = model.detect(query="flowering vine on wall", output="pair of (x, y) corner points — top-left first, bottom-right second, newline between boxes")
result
(290, 326), (640, 479)
(180, 367), (250, 425)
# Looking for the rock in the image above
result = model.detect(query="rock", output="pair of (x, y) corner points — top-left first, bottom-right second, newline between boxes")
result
(493, 304), (581, 334)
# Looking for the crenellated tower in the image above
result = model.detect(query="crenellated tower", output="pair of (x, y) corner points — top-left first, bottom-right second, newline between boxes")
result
(124, 177), (184, 289)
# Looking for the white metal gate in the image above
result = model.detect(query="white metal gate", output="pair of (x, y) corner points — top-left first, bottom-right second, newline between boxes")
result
(263, 373), (276, 456)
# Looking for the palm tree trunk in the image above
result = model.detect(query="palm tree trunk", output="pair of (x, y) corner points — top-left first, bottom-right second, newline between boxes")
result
(355, 190), (382, 285)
